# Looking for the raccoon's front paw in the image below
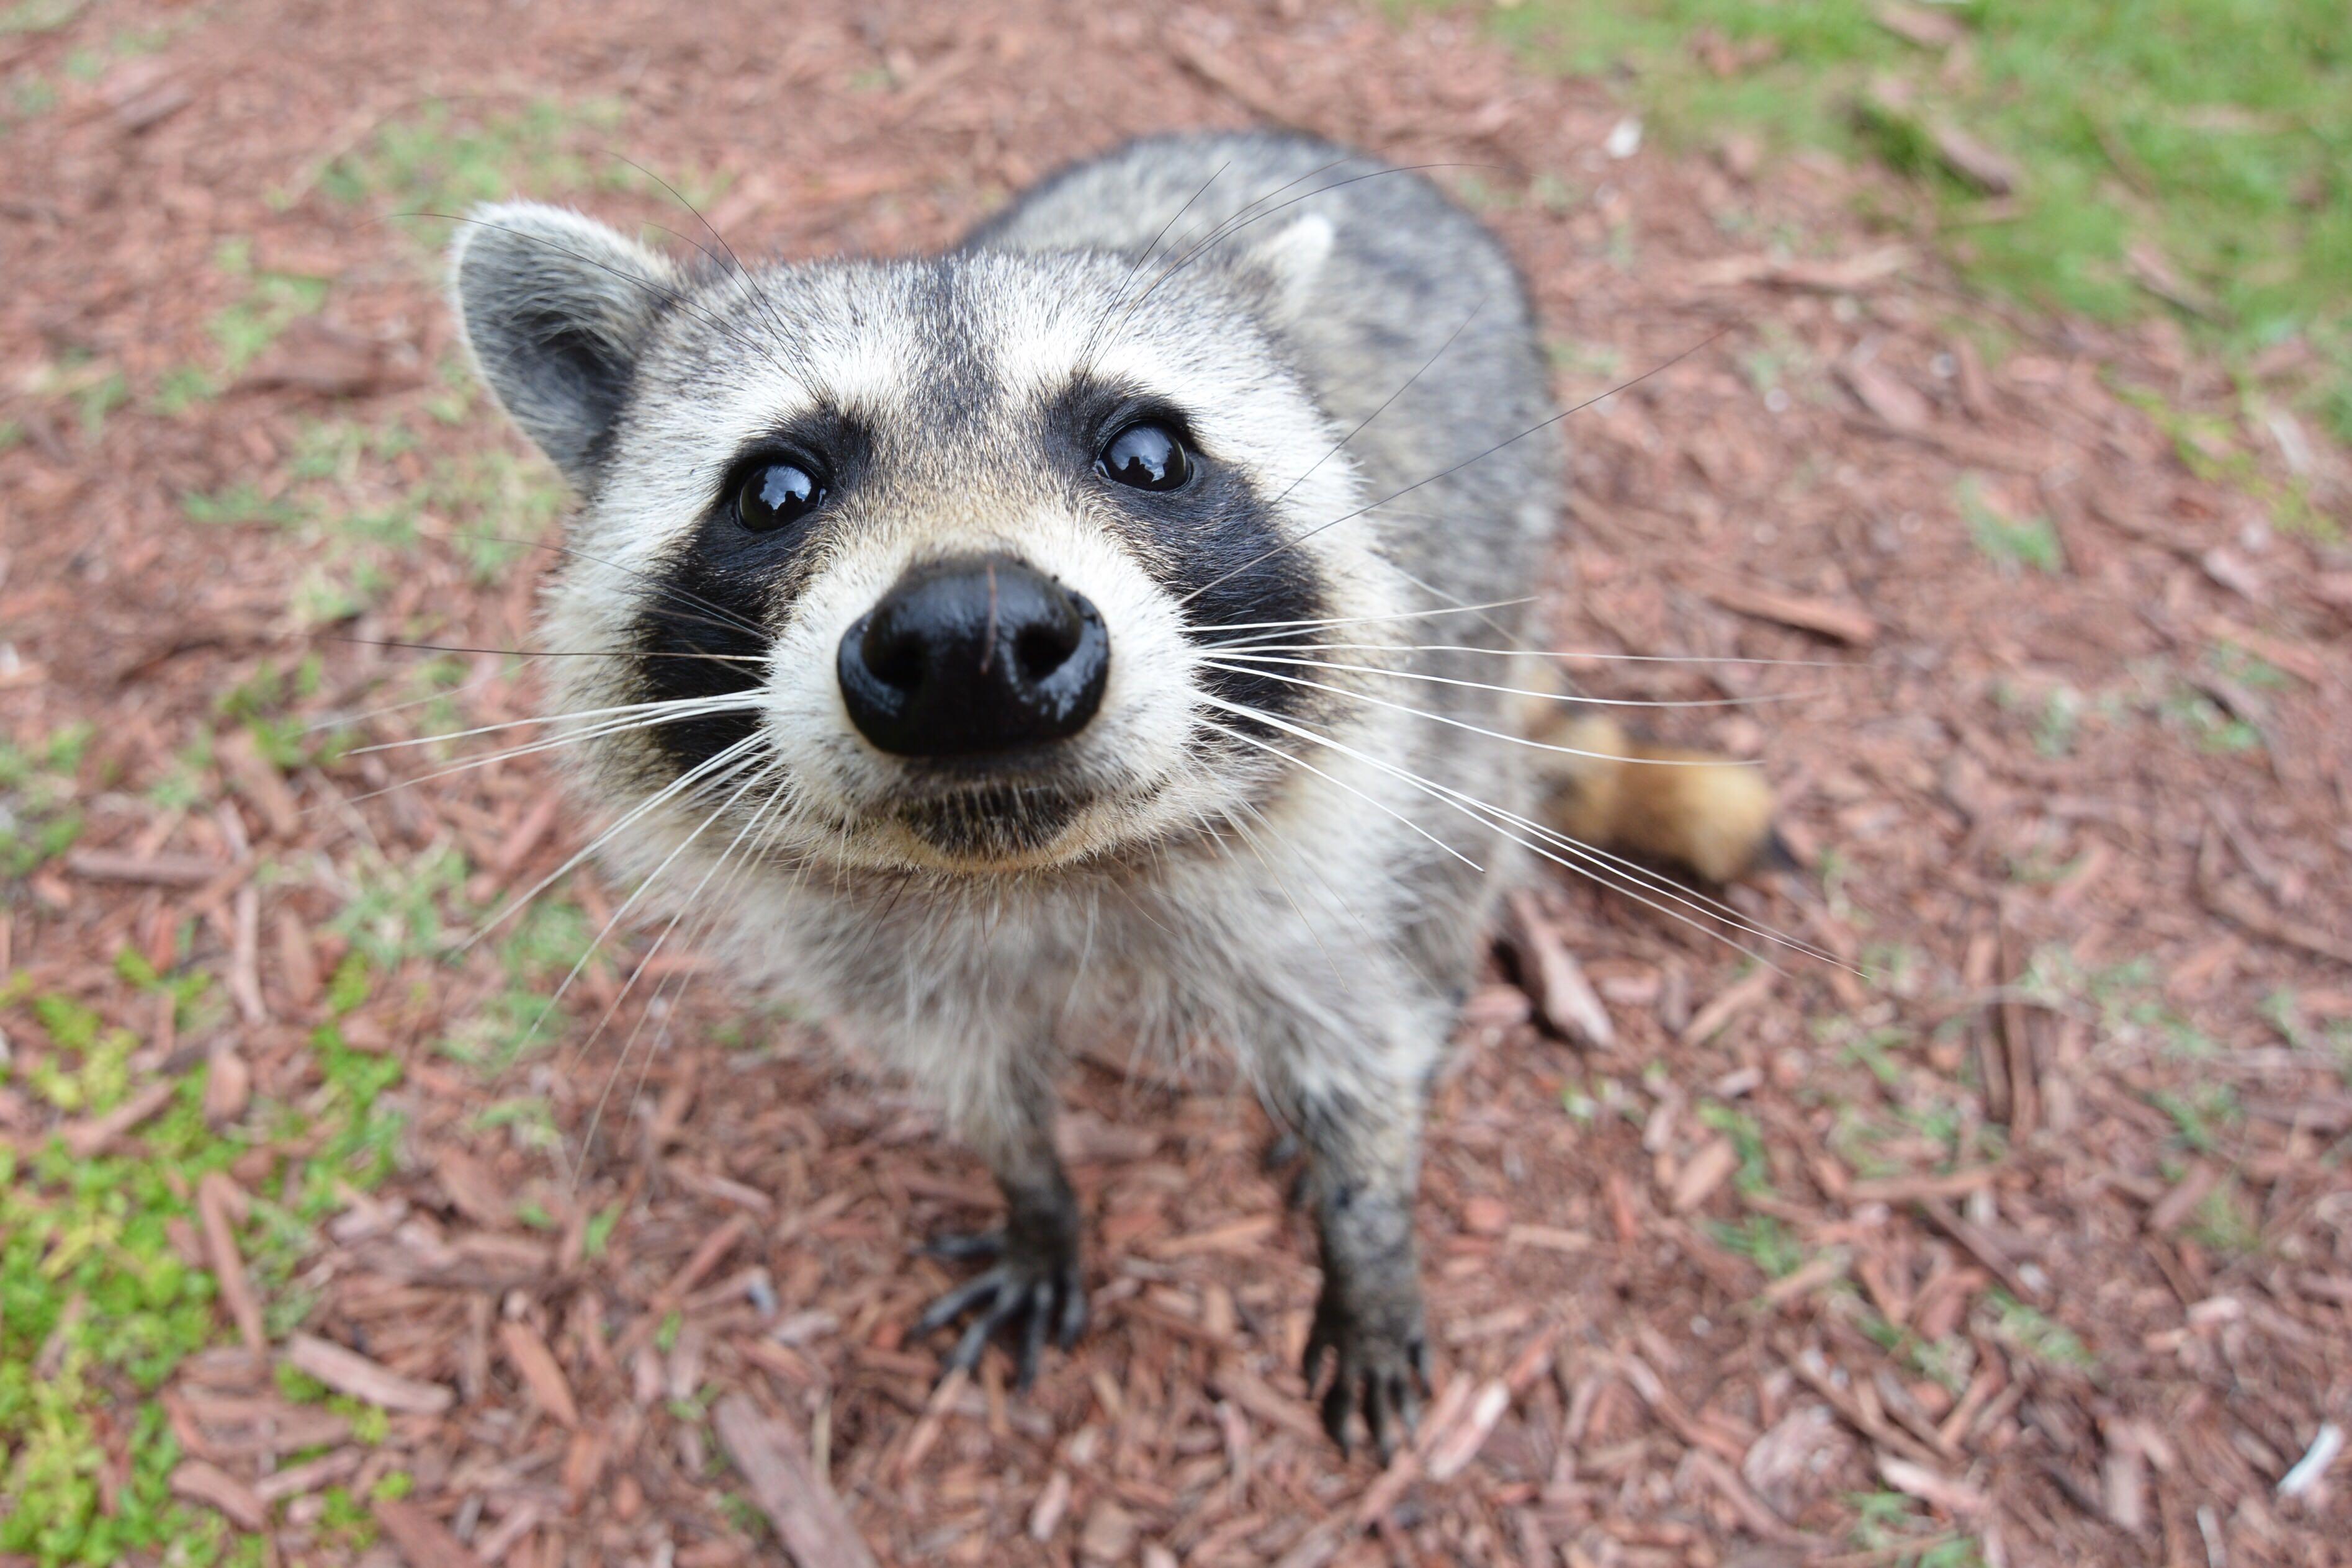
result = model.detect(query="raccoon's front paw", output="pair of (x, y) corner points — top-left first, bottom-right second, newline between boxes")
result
(1303, 1279), (1431, 1461)
(915, 1222), (1087, 1388)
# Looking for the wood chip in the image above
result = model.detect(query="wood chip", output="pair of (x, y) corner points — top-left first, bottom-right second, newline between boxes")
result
(1845, 1168), (2000, 1204)
(1838, 354), (1933, 432)
(232, 315), (426, 398)
(2279, 1423), (2344, 1499)
(218, 728), (303, 841)
(434, 1145), (514, 1229)
(1761, 1249), (1851, 1307)
(1505, 1223), (1593, 1252)
(285, 1333), (454, 1415)
(371, 1496), (488, 1568)
(59, 1077), (178, 1158)
(1787, 1343), (1956, 1469)
(251, 1446), (361, 1503)
(2102, 1425), (2148, 1531)
(1687, 1445), (1807, 1543)
(1504, 890), (1615, 1047)
(1687, 574), (1879, 647)
(1874, 2), (1965, 48)
(2148, 1161), (2220, 1235)
(1877, 1454), (1987, 1516)
(1209, 1357), (1327, 1445)
(204, 1039), (251, 1126)
(1927, 122), (2018, 195)
(1166, 32), (1312, 132)
(1669, 1136), (1741, 1214)
(1916, 1197), (2044, 1305)
(895, 1365), (965, 1481)
(1150, 1213), (1278, 1258)
(198, 1172), (267, 1355)
(1424, 1378), (1511, 1481)
(498, 1319), (579, 1427)
(1681, 965), (1779, 1046)
(713, 1393), (879, 1568)
(170, 1458), (266, 1531)
(1687, 244), (1911, 293)
(63, 848), (227, 885)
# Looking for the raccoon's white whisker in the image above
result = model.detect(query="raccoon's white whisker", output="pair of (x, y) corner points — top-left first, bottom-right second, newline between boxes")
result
(433, 529), (771, 643)
(1177, 325), (1735, 610)
(1267, 294), (1488, 511)
(1110, 163), (1494, 349)
(1082, 159), (1236, 368)
(1088, 156), (1355, 361)
(1210, 769), (1409, 962)
(1208, 652), (1816, 709)
(602, 151), (806, 365)
(341, 696), (766, 802)
(571, 766), (798, 1174)
(514, 755), (779, 1069)
(1201, 661), (1759, 767)
(1200, 694), (1812, 970)
(335, 635), (765, 666)
(1194, 598), (1540, 645)
(1215, 641), (1844, 668)
(352, 691), (768, 755)
(1207, 799), (1367, 992)
(455, 730), (768, 956)
(303, 667), (514, 736)
(1197, 717), (1477, 870)
(1204, 690), (1837, 966)
(1490, 799), (1842, 968)
(1209, 662), (1846, 962)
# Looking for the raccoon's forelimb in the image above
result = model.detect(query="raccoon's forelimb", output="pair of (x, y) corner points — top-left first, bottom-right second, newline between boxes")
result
(1268, 1039), (1434, 1462)
(914, 1050), (1087, 1386)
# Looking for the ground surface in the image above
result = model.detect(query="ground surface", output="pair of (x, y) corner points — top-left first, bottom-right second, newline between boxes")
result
(4, 1), (2352, 1566)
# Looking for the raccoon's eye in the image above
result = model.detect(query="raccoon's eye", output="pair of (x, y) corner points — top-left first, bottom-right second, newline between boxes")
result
(736, 460), (825, 532)
(1097, 421), (1191, 492)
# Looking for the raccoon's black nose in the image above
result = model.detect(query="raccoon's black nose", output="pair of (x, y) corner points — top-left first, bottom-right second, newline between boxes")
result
(838, 554), (1109, 757)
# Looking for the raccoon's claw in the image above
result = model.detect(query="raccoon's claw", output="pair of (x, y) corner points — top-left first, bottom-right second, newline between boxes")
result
(915, 1228), (1088, 1388)
(1303, 1286), (1431, 1463)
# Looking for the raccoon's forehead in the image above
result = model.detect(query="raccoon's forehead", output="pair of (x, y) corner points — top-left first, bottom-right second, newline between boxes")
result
(617, 253), (1320, 478)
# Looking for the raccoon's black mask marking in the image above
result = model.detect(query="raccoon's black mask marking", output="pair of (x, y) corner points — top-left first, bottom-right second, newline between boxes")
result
(1045, 374), (1323, 735)
(630, 408), (874, 774)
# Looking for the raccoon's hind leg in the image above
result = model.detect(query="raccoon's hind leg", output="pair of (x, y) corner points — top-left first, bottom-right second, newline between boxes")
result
(913, 1052), (1086, 1387)
(1522, 703), (1782, 884)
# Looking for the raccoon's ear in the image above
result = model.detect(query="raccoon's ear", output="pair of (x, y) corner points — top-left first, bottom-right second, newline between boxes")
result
(1249, 212), (1335, 319)
(449, 203), (680, 489)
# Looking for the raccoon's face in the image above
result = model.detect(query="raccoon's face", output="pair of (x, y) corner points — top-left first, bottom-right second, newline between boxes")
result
(450, 205), (1398, 874)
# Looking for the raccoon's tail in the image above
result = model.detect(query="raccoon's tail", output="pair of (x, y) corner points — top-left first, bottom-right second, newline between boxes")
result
(1520, 701), (1784, 885)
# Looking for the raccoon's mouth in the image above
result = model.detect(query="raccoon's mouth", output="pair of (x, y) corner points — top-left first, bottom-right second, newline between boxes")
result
(892, 783), (1090, 861)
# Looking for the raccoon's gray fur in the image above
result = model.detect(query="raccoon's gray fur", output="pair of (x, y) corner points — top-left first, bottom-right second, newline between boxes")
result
(449, 132), (1558, 1456)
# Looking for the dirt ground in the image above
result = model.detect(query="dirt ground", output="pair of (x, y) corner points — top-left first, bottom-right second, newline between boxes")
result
(5, 0), (2352, 1564)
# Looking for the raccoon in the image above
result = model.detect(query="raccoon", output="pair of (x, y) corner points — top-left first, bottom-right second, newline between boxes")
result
(448, 132), (1772, 1458)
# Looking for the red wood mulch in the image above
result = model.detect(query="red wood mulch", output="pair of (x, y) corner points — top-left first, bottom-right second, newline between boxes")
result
(4, 0), (2350, 1564)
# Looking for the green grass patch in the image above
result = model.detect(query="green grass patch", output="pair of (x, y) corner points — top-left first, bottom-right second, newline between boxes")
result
(0, 946), (410, 1561)
(0, 724), (92, 880)
(0, 0), (81, 35)
(1442, 0), (2352, 442)
(1981, 1289), (2095, 1372)
(1958, 476), (2064, 573)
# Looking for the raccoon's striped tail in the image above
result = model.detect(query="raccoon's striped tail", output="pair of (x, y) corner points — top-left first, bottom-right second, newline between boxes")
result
(1523, 709), (1785, 885)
